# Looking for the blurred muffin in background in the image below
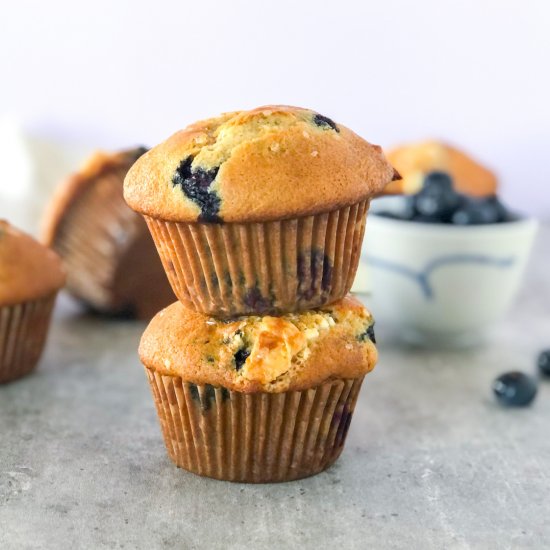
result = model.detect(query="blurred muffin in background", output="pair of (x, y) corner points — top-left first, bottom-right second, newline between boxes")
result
(384, 140), (497, 197)
(0, 220), (65, 383)
(42, 148), (175, 320)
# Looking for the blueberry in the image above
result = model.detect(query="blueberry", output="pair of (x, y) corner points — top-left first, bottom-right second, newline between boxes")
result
(486, 196), (511, 222)
(188, 383), (228, 411)
(312, 113), (339, 132)
(297, 249), (333, 300)
(243, 286), (273, 313)
(233, 348), (250, 371)
(422, 171), (454, 191)
(492, 372), (538, 407)
(452, 196), (508, 225)
(414, 190), (456, 219)
(357, 324), (376, 344)
(413, 171), (462, 222)
(537, 350), (550, 376)
(333, 404), (352, 448)
(402, 197), (417, 219)
(172, 156), (222, 222)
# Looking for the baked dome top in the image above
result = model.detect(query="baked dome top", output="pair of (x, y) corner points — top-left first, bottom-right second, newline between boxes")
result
(124, 105), (397, 223)
(0, 220), (65, 306)
(139, 295), (377, 393)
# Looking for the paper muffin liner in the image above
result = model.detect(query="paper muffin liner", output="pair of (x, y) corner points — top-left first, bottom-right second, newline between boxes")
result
(145, 199), (369, 317)
(0, 293), (57, 384)
(145, 369), (365, 483)
(51, 173), (173, 319)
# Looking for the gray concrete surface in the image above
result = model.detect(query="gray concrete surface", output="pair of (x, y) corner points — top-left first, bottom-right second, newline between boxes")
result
(1, 226), (549, 550)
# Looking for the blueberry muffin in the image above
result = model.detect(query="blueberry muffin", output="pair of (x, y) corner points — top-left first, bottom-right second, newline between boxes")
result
(42, 148), (175, 319)
(124, 105), (398, 317)
(384, 140), (497, 197)
(0, 220), (65, 383)
(139, 294), (377, 482)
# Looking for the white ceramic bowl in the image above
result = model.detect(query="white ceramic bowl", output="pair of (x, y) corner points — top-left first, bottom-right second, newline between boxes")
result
(356, 214), (538, 347)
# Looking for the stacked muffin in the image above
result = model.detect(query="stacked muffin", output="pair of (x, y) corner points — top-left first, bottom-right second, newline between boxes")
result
(124, 105), (397, 482)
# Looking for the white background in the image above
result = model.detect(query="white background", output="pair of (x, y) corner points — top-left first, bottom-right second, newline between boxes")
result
(1, 0), (549, 218)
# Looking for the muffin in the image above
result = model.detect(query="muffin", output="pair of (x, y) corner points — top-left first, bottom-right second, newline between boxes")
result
(384, 140), (497, 197)
(42, 148), (175, 319)
(0, 220), (65, 383)
(139, 294), (377, 482)
(124, 105), (398, 317)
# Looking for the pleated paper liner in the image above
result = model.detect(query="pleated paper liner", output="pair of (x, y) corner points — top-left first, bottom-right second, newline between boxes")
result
(51, 171), (174, 319)
(146, 369), (365, 483)
(0, 293), (57, 384)
(145, 199), (370, 317)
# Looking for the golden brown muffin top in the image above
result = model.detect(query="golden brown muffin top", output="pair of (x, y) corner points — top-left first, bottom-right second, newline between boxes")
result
(140, 295), (377, 393)
(0, 220), (66, 306)
(384, 140), (497, 197)
(124, 105), (398, 223)
(42, 147), (147, 246)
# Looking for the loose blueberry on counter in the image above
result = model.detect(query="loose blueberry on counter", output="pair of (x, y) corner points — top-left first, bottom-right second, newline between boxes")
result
(537, 350), (550, 376)
(172, 156), (222, 222)
(412, 171), (462, 222)
(492, 371), (538, 407)
(312, 114), (340, 132)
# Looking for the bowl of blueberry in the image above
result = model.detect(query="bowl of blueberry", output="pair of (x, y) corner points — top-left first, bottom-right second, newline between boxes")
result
(361, 171), (538, 347)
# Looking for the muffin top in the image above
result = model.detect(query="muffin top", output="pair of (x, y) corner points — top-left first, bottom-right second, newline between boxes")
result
(140, 295), (377, 393)
(42, 147), (147, 246)
(0, 220), (66, 306)
(384, 140), (497, 197)
(124, 105), (398, 223)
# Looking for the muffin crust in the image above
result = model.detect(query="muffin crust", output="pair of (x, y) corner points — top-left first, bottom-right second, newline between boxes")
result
(124, 105), (397, 223)
(139, 295), (377, 393)
(0, 220), (65, 306)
